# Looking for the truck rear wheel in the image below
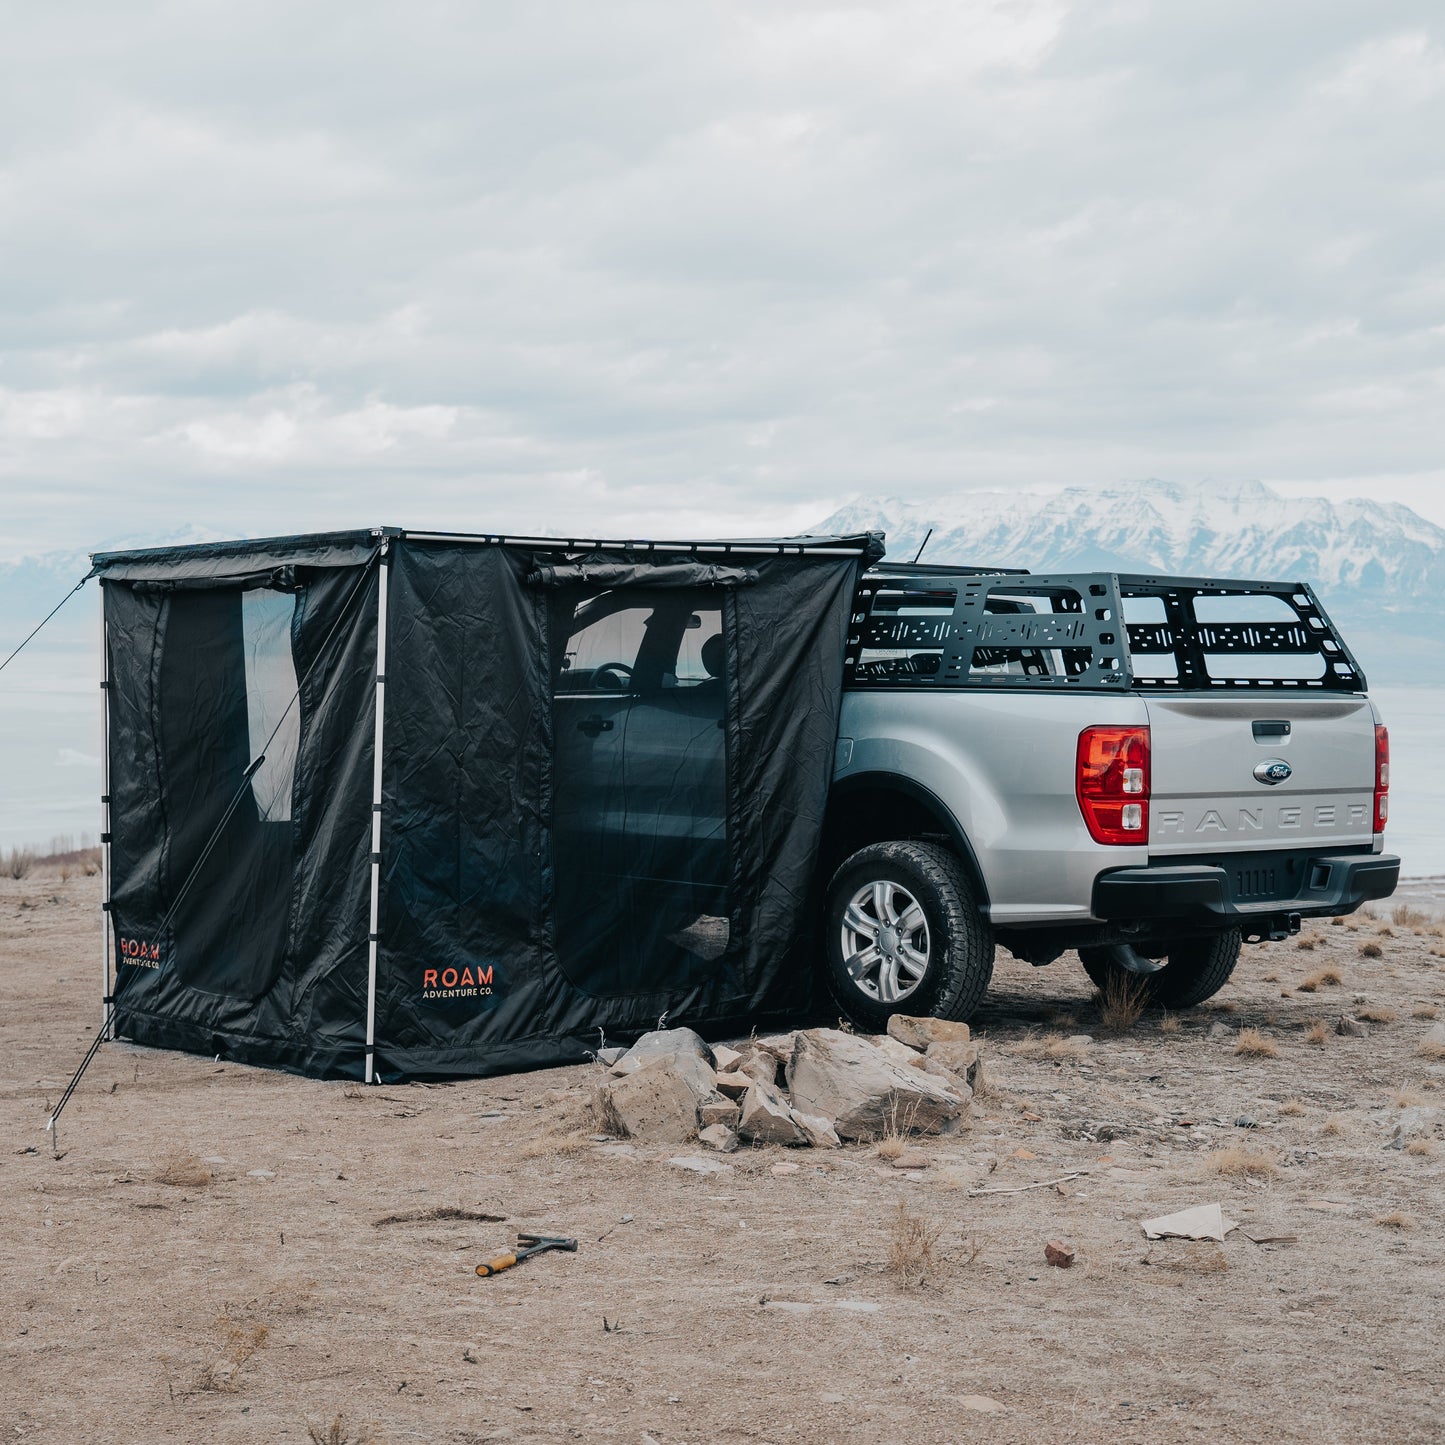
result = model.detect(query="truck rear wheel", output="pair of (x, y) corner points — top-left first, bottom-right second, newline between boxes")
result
(1079, 929), (1243, 1010)
(821, 840), (995, 1033)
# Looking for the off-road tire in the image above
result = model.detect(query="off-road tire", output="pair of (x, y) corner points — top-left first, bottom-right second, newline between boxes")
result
(822, 840), (995, 1033)
(1079, 929), (1243, 1010)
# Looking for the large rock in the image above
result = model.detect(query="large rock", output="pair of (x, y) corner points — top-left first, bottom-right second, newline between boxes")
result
(715, 1072), (753, 1099)
(610, 1028), (716, 1088)
(887, 1015), (972, 1052)
(593, 1055), (715, 1142)
(699, 1123), (739, 1153)
(701, 1097), (741, 1129)
(909, 1052), (977, 1100)
(738, 1080), (805, 1146)
(864, 1034), (928, 1067)
(786, 1029), (967, 1140)
(752, 1033), (798, 1062)
(734, 1047), (782, 1087)
(790, 1109), (842, 1149)
(924, 1039), (980, 1090)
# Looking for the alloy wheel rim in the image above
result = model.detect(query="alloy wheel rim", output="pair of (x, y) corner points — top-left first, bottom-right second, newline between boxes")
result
(840, 879), (930, 1004)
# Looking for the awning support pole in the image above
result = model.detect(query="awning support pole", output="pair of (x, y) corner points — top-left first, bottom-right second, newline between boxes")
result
(364, 546), (390, 1083)
(98, 582), (112, 1040)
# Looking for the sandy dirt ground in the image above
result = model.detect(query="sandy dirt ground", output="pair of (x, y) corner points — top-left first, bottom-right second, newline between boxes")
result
(4, 872), (1445, 1445)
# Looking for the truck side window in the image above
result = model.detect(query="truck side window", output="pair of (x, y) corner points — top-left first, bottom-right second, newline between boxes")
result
(556, 602), (651, 695)
(671, 610), (724, 688)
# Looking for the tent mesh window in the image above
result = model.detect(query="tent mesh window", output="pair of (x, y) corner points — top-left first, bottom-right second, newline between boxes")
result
(156, 583), (300, 999)
(549, 585), (731, 997)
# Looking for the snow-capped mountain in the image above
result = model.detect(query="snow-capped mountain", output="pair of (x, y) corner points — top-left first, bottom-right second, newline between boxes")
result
(816, 480), (1445, 685)
(817, 481), (1445, 604)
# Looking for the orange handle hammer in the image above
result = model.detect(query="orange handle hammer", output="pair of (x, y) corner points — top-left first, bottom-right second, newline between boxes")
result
(476, 1233), (577, 1278)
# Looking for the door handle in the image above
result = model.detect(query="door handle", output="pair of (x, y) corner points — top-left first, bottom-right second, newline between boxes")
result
(577, 717), (615, 737)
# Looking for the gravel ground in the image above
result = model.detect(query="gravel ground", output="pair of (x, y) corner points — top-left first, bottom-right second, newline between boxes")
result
(3, 872), (1444, 1444)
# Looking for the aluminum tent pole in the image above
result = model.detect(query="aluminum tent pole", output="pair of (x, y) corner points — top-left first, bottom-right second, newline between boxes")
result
(98, 581), (113, 1040)
(364, 546), (390, 1084)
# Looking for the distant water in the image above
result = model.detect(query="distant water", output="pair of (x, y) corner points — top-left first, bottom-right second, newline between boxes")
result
(2, 654), (1442, 875)
(1371, 687), (1445, 878)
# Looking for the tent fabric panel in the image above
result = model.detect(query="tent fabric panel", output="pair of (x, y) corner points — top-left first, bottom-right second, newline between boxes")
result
(374, 543), (558, 1071)
(105, 562), (379, 1077)
(372, 539), (867, 1078)
(91, 529), (383, 583)
(721, 552), (865, 1016)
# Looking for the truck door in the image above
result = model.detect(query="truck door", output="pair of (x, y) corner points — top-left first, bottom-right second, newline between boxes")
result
(551, 595), (649, 983)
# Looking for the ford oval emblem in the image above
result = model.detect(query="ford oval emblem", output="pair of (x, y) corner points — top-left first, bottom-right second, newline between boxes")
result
(1254, 759), (1292, 786)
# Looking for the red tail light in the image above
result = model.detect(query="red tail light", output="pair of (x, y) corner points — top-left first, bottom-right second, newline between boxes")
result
(1374, 724), (1389, 834)
(1077, 725), (1150, 846)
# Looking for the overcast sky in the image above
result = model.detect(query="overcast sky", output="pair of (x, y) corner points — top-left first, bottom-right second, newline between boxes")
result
(3, 0), (1445, 557)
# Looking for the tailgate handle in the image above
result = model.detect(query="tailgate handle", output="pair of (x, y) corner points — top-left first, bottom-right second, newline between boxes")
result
(1252, 719), (1291, 742)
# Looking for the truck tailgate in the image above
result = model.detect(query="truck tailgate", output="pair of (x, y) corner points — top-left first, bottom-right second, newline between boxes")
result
(1146, 696), (1378, 855)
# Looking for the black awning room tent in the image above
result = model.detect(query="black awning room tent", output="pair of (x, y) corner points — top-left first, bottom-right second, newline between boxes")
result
(90, 527), (881, 1081)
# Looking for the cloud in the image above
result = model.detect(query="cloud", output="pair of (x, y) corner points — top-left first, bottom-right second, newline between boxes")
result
(2, 0), (1444, 554)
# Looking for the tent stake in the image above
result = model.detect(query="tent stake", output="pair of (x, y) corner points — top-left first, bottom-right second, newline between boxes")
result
(364, 544), (391, 1084)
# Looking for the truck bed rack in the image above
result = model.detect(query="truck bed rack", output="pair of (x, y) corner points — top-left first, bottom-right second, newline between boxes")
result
(844, 569), (1366, 693)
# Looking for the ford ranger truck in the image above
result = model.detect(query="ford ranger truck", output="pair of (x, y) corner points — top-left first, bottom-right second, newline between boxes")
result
(819, 565), (1400, 1030)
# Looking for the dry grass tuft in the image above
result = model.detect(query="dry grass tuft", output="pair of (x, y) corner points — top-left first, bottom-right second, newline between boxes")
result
(1207, 999), (1240, 1014)
(1149, 1243), (1229, 1275)
(154, 1150), (213, 1189)
(1394, 903), (1431, 929)
(1376, 925), (1395, 939)
(1356, 1004), (1396, 1024)
(1009, 1032), (1089, 1062)
(1418, 1039), (1445, 1061)
(1299, 968), (1344, 993)
(1279, 1097), (1306, 1116)
(1304, 1020), (1330, 1046)
(1375, 1211), (1415, 1230)
(1393, 1088), (1426, 1108)
(1359, 941), (1384, 959)
(1330, 916), (1345, 926)
(1412, 1004), (1439, 1020)
(1096, 972), (1148, 1033)
(886, 1201), (941, 1289)
(198, 1312), (269, 1392)
(1234, 1027), (1279, 1059)
(3, 847), (34, 880)
(1295, 937), (1317, 952)
(516, 1131), (592, 1160)
(875, 1135), (906, 1161)
(1157, 1012), (1181, 1034)
(1322, 1115), (1347, 1137)
(1206, 1147), (1277, 1180)
(1405, 1140), (1434, 1157)
(307, 1416), (387, 1445)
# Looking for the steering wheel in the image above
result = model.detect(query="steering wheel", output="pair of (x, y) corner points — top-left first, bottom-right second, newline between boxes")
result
(592, 662), (634, 691)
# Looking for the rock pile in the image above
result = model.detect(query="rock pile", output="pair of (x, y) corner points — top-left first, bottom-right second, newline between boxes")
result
(592, 1017), (979, 1150)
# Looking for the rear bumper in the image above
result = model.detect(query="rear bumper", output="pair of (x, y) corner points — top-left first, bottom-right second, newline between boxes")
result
(1092, 849), (1400, 930)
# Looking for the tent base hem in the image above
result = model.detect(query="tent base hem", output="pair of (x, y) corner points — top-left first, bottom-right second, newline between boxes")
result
(113, 1004), (821, 1082)
(115, 1010), (366, 1082)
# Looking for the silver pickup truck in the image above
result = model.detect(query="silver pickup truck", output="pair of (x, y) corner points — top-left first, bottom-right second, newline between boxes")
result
(818, 562), (1400, 1030)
